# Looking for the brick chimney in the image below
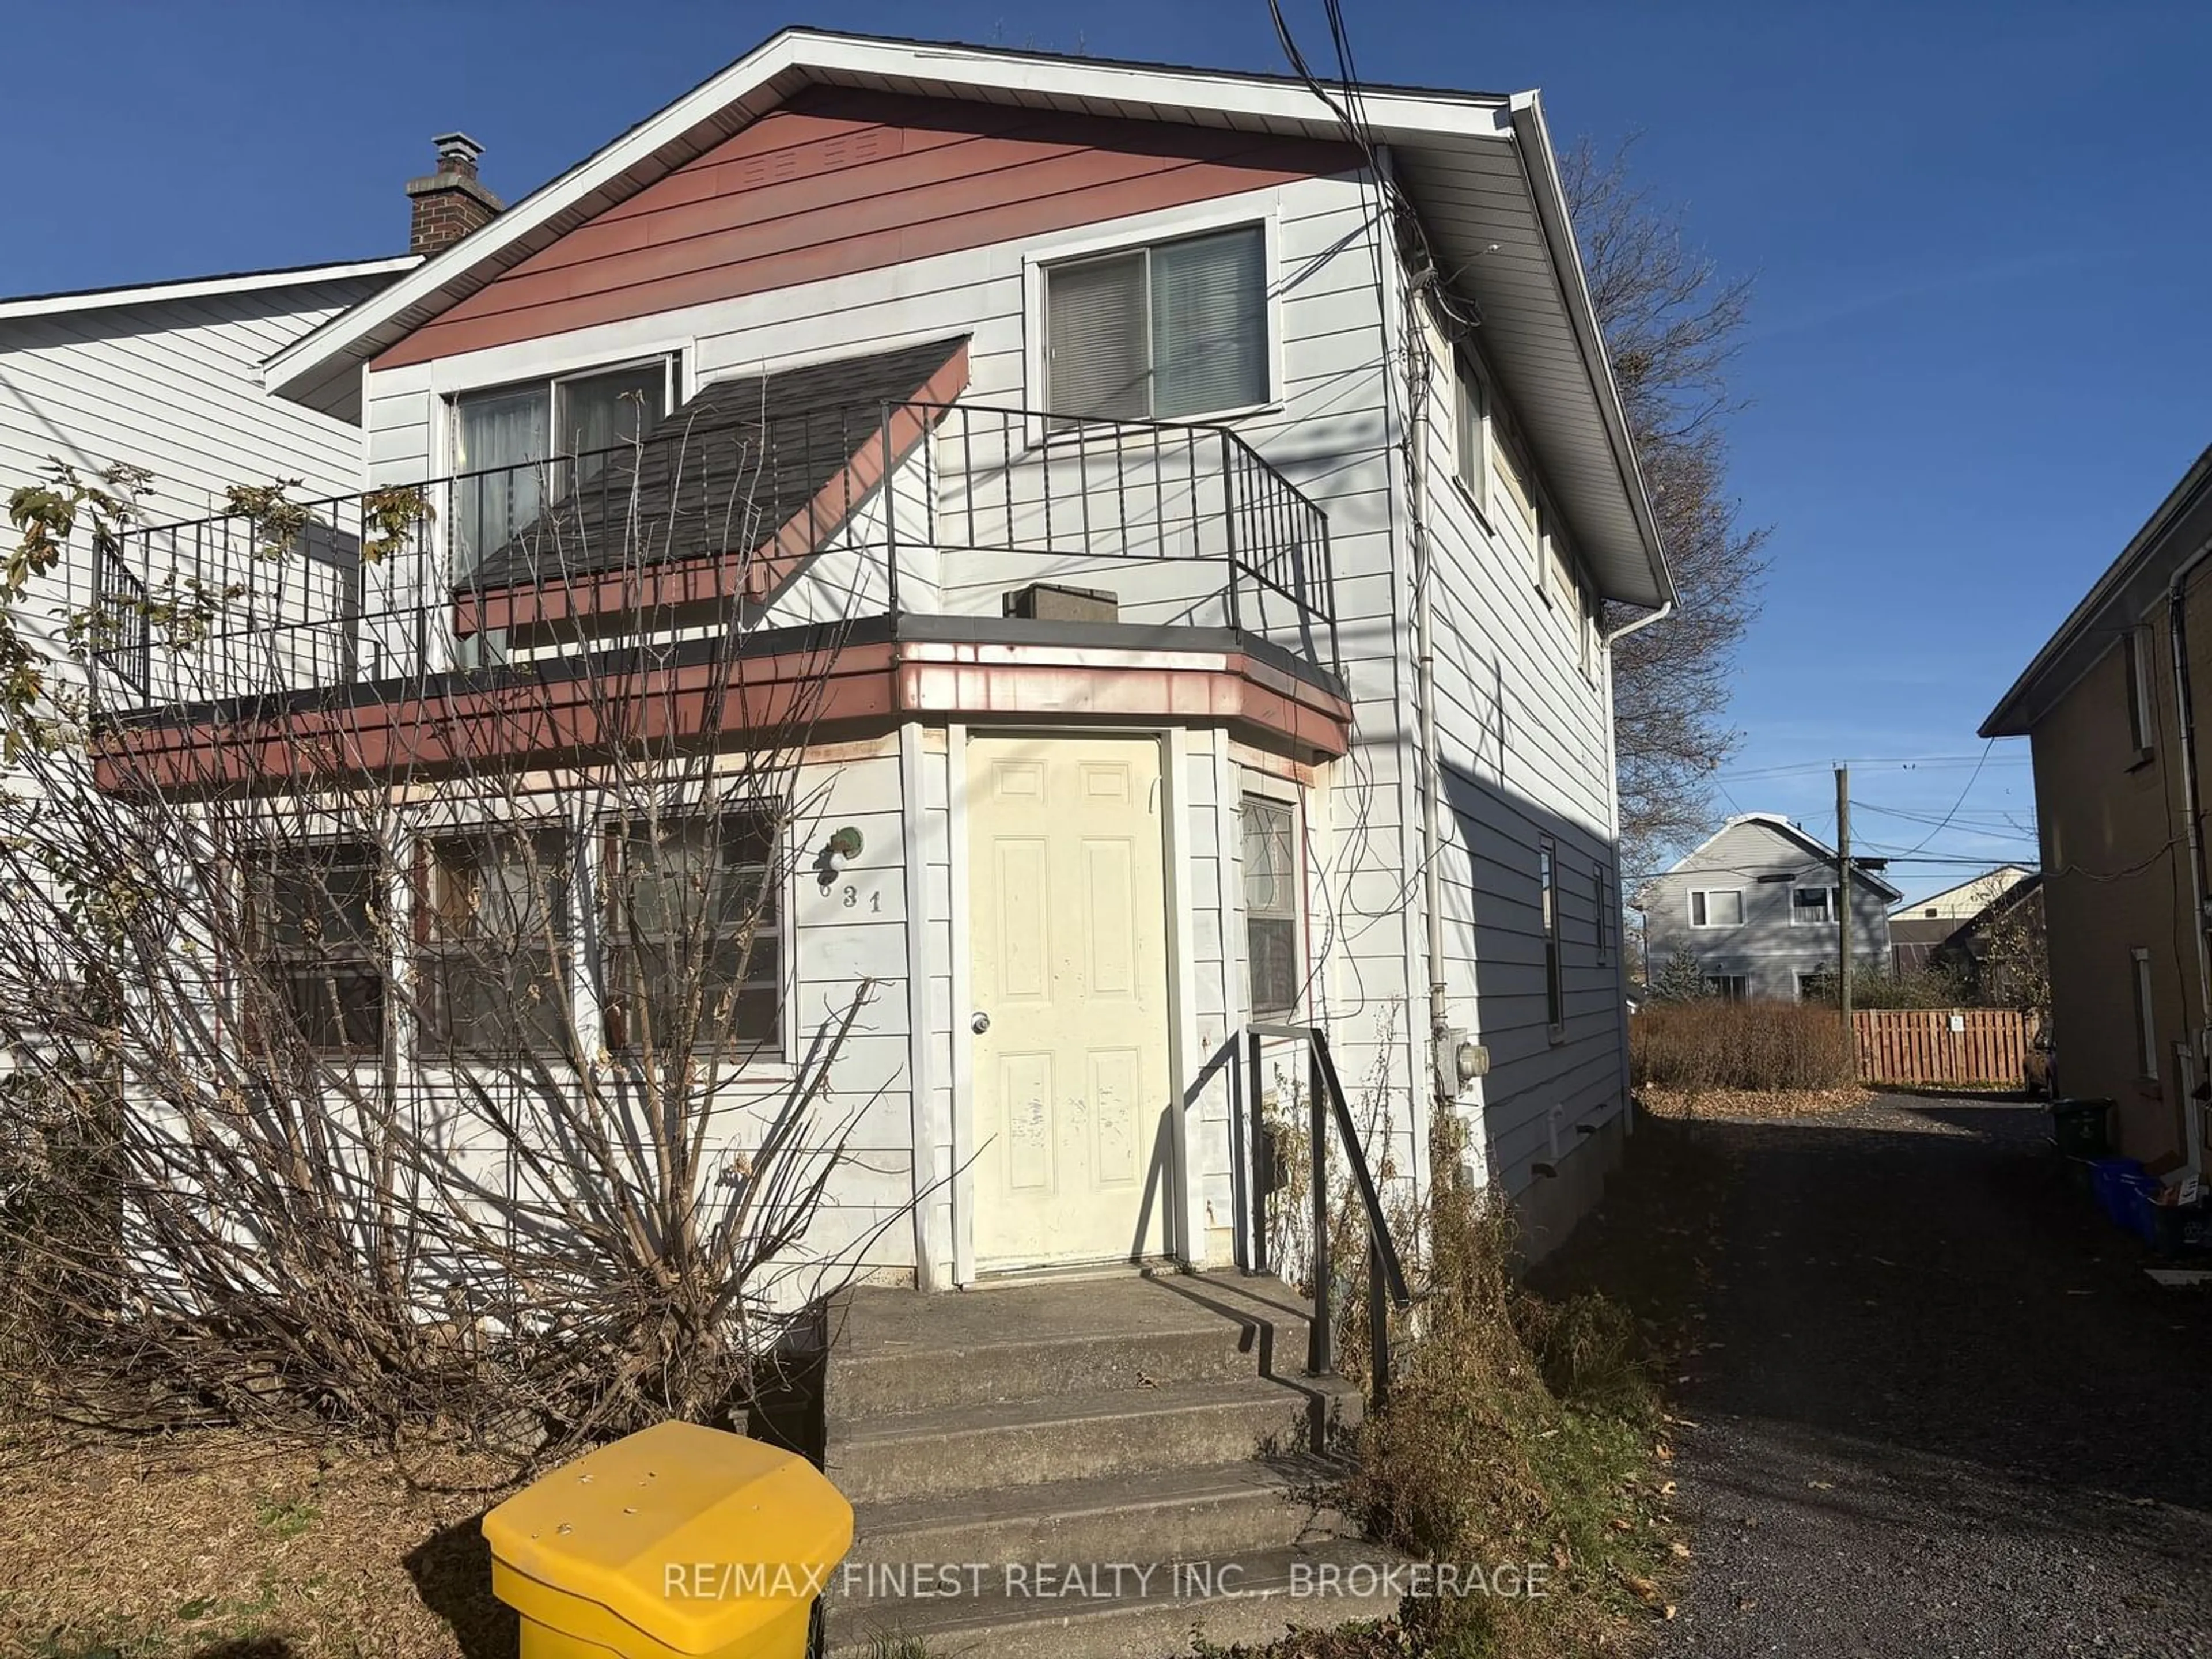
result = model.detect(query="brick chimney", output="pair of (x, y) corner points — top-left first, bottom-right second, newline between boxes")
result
(406, 133), (502, 256)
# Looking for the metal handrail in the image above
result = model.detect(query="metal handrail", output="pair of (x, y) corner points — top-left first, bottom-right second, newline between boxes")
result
(1237, 1021), (1412, 1408)
(93, 396), (1339, 715)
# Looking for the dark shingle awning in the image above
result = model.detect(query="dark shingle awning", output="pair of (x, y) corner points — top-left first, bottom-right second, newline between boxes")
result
(461, 334), (971, 594)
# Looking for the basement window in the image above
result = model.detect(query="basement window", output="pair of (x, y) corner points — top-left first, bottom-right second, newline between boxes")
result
(1705, 974), (1749, 1002)
(244, 842), (386, 1054)
(1044, 225), (1268, 423)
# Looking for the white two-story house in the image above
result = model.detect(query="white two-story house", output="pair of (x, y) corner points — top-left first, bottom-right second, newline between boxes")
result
(46, 32), (1675, 1647)
(1641, 813), (1899, 1000)
(85, 30), (1669, 1291)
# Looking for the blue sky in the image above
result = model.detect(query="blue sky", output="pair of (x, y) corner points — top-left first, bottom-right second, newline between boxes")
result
(9, 1), (2209, 900)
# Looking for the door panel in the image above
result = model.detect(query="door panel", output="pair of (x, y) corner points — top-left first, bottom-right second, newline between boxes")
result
(969, 734), (1171, 1269)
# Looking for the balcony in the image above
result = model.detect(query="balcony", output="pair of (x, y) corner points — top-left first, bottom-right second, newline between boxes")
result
(87, 385), (1346, 790)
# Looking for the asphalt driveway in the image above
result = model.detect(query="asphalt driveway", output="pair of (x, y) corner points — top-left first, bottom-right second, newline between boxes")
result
(1541, 1094), (2212, 1658)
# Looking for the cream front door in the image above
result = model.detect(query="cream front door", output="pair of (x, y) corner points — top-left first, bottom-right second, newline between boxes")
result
(967, 733), (1173, 1270)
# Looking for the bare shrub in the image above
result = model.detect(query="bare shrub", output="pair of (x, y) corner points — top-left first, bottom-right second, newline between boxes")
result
(1353, 1112), (1669, 1654)
(0, 427), (912, 1456)
(1630, 999), (1853, 1093)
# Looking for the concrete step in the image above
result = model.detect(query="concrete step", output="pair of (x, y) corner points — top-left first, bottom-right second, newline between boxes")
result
(845, 1454), (1356, 1567)
(827, 1374), (1358, 1506)
(824, 1272), (1315, 1426)
(823, 1540), (1408, 1659)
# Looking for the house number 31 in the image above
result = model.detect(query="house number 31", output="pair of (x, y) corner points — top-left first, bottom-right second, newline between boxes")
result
(842, 885), (881, 912)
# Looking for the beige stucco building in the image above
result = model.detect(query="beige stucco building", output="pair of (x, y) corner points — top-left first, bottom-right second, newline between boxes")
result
(1983, 448), (2212, 1167)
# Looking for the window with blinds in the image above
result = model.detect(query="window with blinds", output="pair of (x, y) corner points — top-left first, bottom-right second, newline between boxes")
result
(1044, 225), (1268, 423)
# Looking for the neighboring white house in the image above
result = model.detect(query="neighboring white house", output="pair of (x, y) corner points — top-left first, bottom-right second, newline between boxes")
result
(0, 257), (418, 657)
(1640, 812), (1900, 1001)
(1891, 865), (2033, 923)
(84, 29), (1671, 1283)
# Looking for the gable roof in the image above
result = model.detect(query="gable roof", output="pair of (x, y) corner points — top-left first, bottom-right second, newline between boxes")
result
(0, 256), (418, 324)
(1663, 812), (1905, 901)
(1982, 445), (2212, 737)
(264, 28), (1670, 610)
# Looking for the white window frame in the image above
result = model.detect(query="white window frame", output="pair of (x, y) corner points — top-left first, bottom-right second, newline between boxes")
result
(1022, 206), (1285, 440)
(1790, 885), (1840, 927)
(1238, 791), (1304, 1023)
(446, 351), (682, 472)
(1705, 973), (1749, 1002)
(1540, 835), (1565, 1040)
(1689, 887), (1745, 929)
(592, 804), (797, 1071)
(2134, 946), (2158, 1080)
(1453, 349), (1489, 516)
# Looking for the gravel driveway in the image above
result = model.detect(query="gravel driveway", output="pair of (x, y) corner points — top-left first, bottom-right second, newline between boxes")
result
(1543, 1093), (2212, 1658)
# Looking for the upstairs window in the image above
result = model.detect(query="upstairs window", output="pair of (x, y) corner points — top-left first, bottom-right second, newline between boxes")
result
(1689, 888), (1744, 928)
(1493, 426), (1537, 543)
(453, 358), (675, 573)
(1241, 797), (1301, 1021)
(1791, 886), (1839, 926)
(245, 843), (385, 1054)
(1454, 354), (1488, 509)
(423, 828), (572, 1055)
(1044, 225), (1268, 423)
(605, 812), (783, 1055)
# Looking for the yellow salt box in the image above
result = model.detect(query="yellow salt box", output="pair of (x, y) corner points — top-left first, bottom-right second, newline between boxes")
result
(481, 1420), (853, 1659)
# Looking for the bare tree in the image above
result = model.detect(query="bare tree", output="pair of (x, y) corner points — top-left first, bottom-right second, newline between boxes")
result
(1565, 139), (1767, 877)
(0, 411), (911, 1458)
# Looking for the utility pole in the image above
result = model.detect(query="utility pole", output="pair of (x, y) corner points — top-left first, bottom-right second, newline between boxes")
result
(1836, 766), (1854, 1056)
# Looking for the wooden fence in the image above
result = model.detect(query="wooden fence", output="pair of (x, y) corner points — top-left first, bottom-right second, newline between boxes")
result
(1852, 1007), (2027, 1086)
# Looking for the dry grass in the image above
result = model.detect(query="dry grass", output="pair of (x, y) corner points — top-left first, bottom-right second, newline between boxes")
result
(1340, 1115), (1682, 1658)
(1630, 1002), (1853, 1094)
(0, 1419), (521, 1658)
(1638, 1085), (1879, 1121)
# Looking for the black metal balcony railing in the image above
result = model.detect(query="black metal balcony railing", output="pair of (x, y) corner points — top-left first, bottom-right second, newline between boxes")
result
(89, 400), (1338, 717)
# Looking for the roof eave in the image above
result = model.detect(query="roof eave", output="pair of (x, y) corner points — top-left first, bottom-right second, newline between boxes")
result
(1506, 92), (1673, 611)
(0, 255), (418, 324)
(1981, 444), (2212, 737)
